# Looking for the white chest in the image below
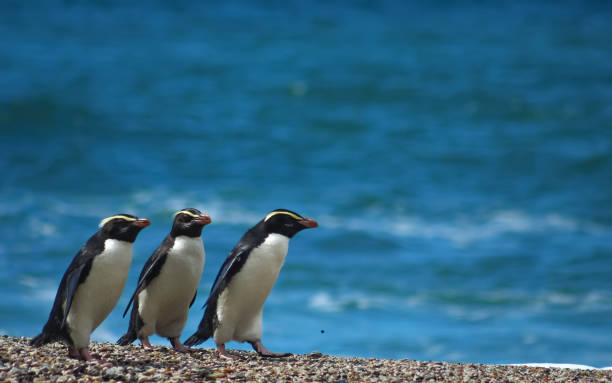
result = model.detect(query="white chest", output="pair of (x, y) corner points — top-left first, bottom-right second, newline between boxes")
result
(67, 239), (133, 347)
(96, 239), (134, 277)
(163, 236), (206, 281)
(243, 233), (289, 278)
(82, 239), (133, 309)
(224, 234), (289, 306)
(215, 234), (290, 342)
(139, 236), (205, 311)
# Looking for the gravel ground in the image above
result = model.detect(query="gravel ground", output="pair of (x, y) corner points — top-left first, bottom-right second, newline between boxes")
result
(1, 336), (610, 382)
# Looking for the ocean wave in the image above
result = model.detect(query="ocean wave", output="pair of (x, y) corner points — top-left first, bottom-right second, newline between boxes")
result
(132, 193), (609, 247)
(3, 188), (607, 247)
(126, 190), (263, 225)
(308, 291), (388, 312)
(320, 209), (607, 247)
(19, 277), (57, 304)
(26, 218), (58, 238)
(0, 189), (261, 228)
(307, 289), (612, 317)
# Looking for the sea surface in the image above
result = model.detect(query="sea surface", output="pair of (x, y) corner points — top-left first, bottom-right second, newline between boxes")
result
(1, 0), (611, 367)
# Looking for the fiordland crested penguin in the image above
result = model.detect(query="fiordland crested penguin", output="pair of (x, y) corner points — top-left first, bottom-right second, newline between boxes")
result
(184, 209), (318, 359)
(118, 208), (211, 352)
(30, 214), (150, 361)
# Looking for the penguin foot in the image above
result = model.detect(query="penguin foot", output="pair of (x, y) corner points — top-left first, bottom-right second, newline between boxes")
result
(68, 347), (100, 362)
(140, 337), (153, 349)
(169, 337), (191, 353)
(217, 344), (240, 360)
(68, 347), (81, 359)
(79, 348), (102, 362)
(249, 340), (291, 358)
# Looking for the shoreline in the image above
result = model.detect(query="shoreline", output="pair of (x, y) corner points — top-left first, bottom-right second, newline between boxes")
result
(2, 336), (611, 382)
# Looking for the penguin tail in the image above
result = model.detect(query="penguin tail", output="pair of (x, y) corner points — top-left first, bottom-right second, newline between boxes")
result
(183, 332), (209, 347)
(30, 332), (52, 347)
(117, 331), (137, 346)
(184, 304), (216, 347)
(118, 306), (144, 346)
(184, 315), (214, 346)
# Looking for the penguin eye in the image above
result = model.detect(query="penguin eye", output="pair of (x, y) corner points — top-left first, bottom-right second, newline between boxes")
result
(284, 223), (294, 228)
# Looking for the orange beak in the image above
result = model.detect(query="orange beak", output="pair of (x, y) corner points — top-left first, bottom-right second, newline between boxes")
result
(132, 218), (151, 228)
(299, 218), (318, 228)
(195, 214), (212, 226)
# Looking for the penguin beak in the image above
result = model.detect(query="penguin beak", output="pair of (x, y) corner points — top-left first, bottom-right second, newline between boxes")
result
(132, 218), (151, 228)
(298, 218), (318, 228)
(194, 214), (212, 226)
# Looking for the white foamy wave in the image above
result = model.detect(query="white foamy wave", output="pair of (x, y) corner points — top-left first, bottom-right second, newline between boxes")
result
(308, 292), (387, 312)
(4, 188), (261, 226)
(19, 277), (57, 304)
(27, 217), (58, 238)
(307, 289), (612, 317)
(320, 210), (607, 247)
(127, 189), (263, 225)
(391, 210), (606, 246)
(204, 203), (262, 226)
(32, 288), (56, 304)
(19, 276), (41, 289)
(444, 306), (495, 322)
(309, 292), (341, 312)
(39, 188), (608, 248)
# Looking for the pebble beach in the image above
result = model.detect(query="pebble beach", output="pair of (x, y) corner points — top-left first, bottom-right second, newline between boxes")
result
(1, 336), (611, 382)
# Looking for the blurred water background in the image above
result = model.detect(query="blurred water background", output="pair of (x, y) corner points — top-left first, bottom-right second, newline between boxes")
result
(1, 0), (611, 366)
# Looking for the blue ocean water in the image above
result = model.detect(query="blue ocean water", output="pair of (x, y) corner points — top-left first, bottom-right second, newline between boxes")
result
(1, 0), (611, 366)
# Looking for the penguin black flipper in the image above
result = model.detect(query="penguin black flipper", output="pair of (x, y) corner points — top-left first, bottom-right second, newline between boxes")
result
(184, 243), (251, 346)
(204, 242), (252, 308)
(31, 233), (102, 347)
(61, 260), (92, 327)
(122, 235), (174, 317)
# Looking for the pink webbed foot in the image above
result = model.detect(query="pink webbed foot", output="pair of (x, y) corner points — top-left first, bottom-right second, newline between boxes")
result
(216, 343), (240, 360)
(169, 337), (192, 353)
(68, 347), (100, 362)
(69, 347), (80, 359)
(140, 337), (153, 349)
(79, 347), (102, 362)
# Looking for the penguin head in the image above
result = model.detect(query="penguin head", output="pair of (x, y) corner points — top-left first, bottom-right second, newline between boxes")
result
(262, 209), (318, 238)
(98, 214), (150, 243)
(171, 208), (212, 238)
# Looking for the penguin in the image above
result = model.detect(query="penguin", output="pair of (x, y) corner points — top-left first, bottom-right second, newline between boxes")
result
(30, 214), (150, 361)
(184, 209), (318, 359)
(117, 208), (211, 352)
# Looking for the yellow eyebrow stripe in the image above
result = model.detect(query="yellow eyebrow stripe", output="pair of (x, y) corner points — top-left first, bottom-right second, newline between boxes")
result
(264, 211), (303, 222)
(174, 210), (200, 218)
(98, 215), (136, 228)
